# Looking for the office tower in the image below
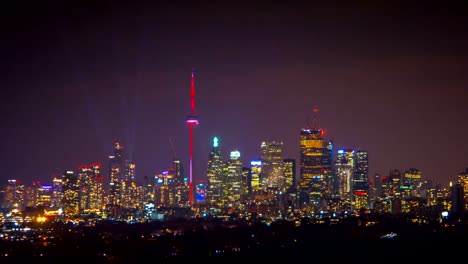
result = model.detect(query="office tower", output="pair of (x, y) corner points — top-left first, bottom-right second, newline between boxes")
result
(78, 165), (92, 212)
(381, 174), (392, 198)
(77, 163), (104, 214)
(89, 163), (105, 212)
(62, 170), (79, 216)
(36, 185), (52, 208)
(185, 71), (199, 206)
(353, 150), (369, 209)
(451, 183), (464, 218)
(335, 149), (355, 200)
(196, 179), (207, 203)
(142, 175), (154, 205)
(4, 179), (25, 210)
(299, 110), (331, 206)
(122, 162), (138, 211)
(154, 170), (175, 207)
(51, 176), (63, 209)
(224, 150), (243, 208)
(283, 159), (296, 192)
(108, 142), (124, 207)
(172, 158), (188, 206)
(250, 160), (262, 194)
(242, 167), (251, 199)
(353, 151), (369, 191)
(324, 141), (335, 195)
(260, 141), (285, 191)
(373, 173), (382, 199)
(25, 181), (40, 208)
(389, 169), (402, 198)
(206, 137), (225, 208)
(457, 168), (468, 210)
(402, 168), (422, 198)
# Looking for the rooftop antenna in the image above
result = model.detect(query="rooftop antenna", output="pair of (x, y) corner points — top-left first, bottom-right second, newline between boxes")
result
(169, 137), (177, 159)
(312, 108), (319, 129)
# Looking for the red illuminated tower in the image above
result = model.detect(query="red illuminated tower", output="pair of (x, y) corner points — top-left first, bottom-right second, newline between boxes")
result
(185, 70), (199, 206)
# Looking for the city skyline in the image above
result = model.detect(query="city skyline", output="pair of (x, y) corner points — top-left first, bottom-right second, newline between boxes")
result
(2, 2), (468, 185)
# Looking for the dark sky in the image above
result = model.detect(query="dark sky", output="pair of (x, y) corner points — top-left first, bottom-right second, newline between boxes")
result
(2, 1), (468, 187)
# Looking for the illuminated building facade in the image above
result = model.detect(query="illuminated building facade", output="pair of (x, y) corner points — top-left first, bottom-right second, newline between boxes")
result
(108, 142), (124, 207)
(283, 159), (296, 192)
(299, 124), (331, 206)
(154, 170), (175, 207)
(224, 150), (243, 208)
(260, 141), (285, 191)
(62, 171), (79, 216)
(380, 169), (401, 199)
(402, 168), (422, 198)
(4, 179), (25, 210)
(89, 163), (105, 212)
(242, 167), (251, 199)
(142, 175), (155, 206)
(78, 165), (92, 212)
(196, 179), (207, 203)
(36, 185), (52, 208)
(122, 162), (138, 211)
(335, 149), (355, 200)
(51, 176), (63, 209)
(457, 168), (468, 210)
(77, 163), (105, 214)
(389, 169), (402, 198)
(172, 158), (188, 206)
(25, 182), (40, 208)
(250, 160), (262, 194)
(353, 150), (369, 209)
(206, 137), (225, 208)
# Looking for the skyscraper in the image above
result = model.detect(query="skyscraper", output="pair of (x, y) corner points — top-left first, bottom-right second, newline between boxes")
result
(353, 150), (369, 210)
(250, 160), (262, 194)
(122, 162), (138, 211)
(283, 159), (296, 192)
(402, 168), (422, 198)
(172, 158), (188, 206)
(457, 168), (468, 210)
(389, 169), (402, 198)
(206, 137), (224, 209)
(224, 150), (243, 209)
(298, 109), (333, 208)
(4, 179), (24, 210)
(196, 179), (207, 203)
(51, 176), (63, 209)
(335, 149), (355, 200)
(62, 170), (79, 216)
(154, 169), (175, 207)
(108, 142), (124, 207)
(260, 141), (285, 191)
(89, 163), (105, 212)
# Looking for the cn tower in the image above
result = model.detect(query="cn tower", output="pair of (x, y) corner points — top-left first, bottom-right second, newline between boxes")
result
(185, 70), (198, 206)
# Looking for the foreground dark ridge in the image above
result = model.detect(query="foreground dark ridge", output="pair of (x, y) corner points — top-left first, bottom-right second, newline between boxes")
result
(1, 214), (466, 262)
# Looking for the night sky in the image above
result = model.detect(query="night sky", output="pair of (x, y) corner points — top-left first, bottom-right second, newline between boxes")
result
(2, 1), (468, 186)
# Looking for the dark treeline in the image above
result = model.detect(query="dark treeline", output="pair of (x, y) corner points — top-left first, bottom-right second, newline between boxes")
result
(0, 215), (466, 263)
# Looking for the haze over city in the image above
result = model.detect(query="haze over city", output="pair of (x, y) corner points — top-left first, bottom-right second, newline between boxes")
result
(2, 1), (468, 186)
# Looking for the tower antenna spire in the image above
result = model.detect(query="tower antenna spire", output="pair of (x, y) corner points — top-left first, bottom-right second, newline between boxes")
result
(190, 68), (196, 115)
(169, 137), (177, 158)
(312, 108), (319, 129)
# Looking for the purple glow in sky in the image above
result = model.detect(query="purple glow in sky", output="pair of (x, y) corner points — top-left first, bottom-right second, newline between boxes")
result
(1, 2), (468, 187)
